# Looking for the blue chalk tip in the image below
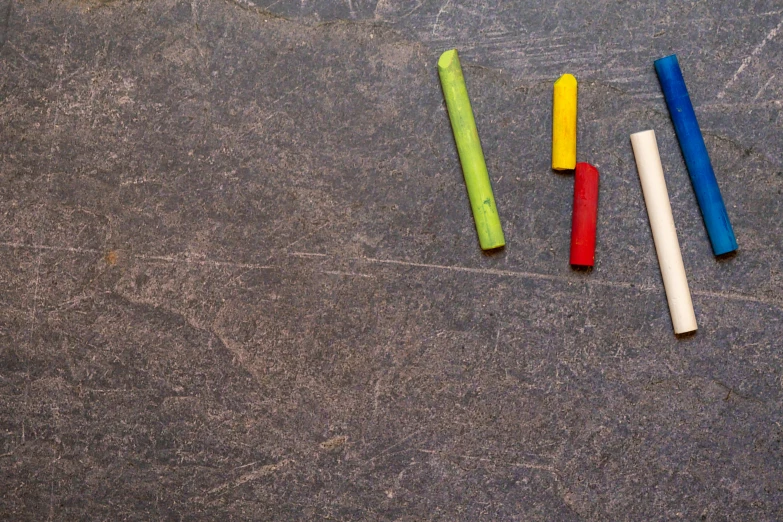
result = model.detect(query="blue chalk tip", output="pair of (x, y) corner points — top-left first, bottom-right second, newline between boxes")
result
(654, 54), (738, 256)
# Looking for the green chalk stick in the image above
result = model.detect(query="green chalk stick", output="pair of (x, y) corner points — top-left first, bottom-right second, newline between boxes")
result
(438, 49), (505, 250)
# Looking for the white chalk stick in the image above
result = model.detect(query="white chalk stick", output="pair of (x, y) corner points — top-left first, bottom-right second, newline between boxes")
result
(631, 130), (697, 335)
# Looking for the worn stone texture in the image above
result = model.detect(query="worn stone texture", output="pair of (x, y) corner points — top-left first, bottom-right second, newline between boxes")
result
(1, 0), (782, 520)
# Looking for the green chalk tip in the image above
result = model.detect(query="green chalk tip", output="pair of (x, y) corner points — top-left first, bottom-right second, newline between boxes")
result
(437, 49), (505, 251)
(438, 49), (457, 70)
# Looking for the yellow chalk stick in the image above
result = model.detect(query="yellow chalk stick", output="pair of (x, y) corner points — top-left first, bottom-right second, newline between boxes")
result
(552, 73), (577, 171)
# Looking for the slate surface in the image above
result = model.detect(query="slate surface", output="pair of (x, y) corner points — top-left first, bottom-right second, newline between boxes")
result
(1, 0), (782, 520)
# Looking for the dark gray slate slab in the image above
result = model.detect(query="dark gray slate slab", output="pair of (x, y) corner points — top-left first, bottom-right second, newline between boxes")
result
(1, 0), (782, 519)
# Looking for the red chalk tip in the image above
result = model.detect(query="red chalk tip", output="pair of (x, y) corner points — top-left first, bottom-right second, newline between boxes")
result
(570, 162), (599, 267)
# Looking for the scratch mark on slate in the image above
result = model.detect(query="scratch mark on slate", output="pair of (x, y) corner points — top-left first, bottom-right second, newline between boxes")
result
(0, 241), (101, 255)
(718, 17), (783, 99)
(206, 460), (290, 496)
(322, 270), (375, 279)
(4, 241), (781, 311)
(364, 428), (423, 463)
(418, 448), (560, 477)
(753, 74), (776, 101)
(357, 255), (644, 290)
(431, 0), (451, 35)
(290, 251), (328, 258)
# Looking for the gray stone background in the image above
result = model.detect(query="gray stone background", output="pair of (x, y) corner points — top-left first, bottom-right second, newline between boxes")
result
(1, 0), (782, 520)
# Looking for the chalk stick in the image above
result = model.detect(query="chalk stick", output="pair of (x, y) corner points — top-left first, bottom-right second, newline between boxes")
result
(654, 55), (738, 256)
(570, 162), (599, 267)
(631, 130), (697, 335)
(552, 74), (577, 171)
(438, 49), (505, 250)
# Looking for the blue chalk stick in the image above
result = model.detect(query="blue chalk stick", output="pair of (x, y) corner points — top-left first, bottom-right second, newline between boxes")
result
(654, 54), (738, 256)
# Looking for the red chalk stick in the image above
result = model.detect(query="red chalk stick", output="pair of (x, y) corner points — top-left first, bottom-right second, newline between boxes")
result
(570, 162), (599, 267)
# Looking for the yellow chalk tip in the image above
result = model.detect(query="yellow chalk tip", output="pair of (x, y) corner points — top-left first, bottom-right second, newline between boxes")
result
(438, 49), (458, 70)
(554, 73), (577, 87)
